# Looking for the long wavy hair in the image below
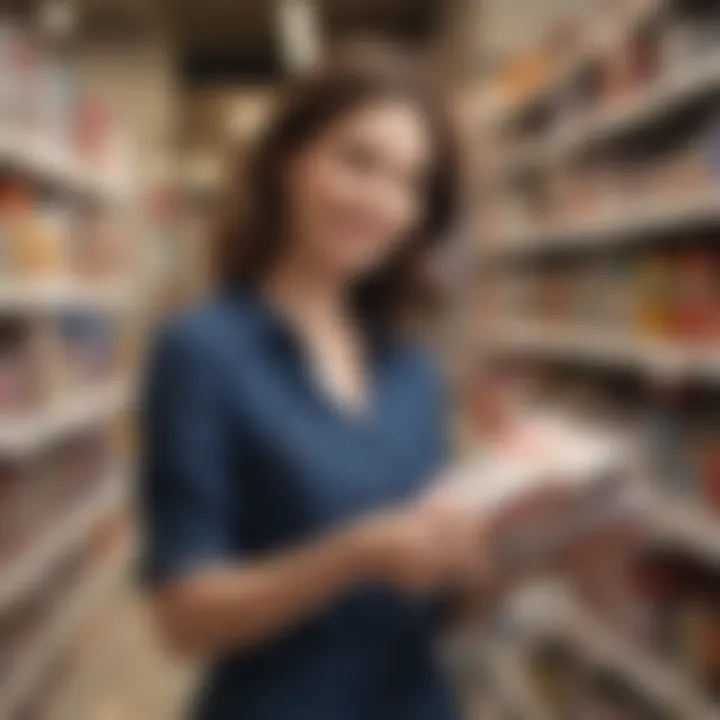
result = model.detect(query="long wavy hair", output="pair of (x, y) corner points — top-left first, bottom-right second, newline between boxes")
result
(214, 42), (460, 330)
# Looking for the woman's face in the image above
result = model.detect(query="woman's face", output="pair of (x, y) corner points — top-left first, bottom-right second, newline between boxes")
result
(285, 99), (434, 281)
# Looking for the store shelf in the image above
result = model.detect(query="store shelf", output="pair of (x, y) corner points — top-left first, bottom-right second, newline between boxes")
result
(0, 475), (125, 614)
(489, 323), (720, 382)
(494, 0), (662, 128)
(480, 642), (554, 720)
(518, 585), (714, 719)
(0, 380), (133, 459)
(563, 601), (712, 718)
(652, 497), (720, 565)
(0, 546), (129, 720)
(0, 129), (128, 201)
(489, 187), (720, 257)
(0, 280), (133, 313)
(499, 52), (720, 180)
(556, 52), (720, 155)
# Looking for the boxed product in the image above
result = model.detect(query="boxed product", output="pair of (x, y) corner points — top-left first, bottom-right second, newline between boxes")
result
(0, 320), (39, 416)
(441, 413), (646, 574)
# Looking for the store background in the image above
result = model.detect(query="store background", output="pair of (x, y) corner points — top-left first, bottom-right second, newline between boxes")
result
(0, 0), (719, 718)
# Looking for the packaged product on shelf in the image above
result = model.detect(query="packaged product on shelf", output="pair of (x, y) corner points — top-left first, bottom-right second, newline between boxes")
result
(0, 461), (24, 564)
(58, 312), (119, 385)
(600, 38), (636, 106)
(667, 143), (715, 197)
(441, 413), (645, 575)
(73, 209), (128, 281)
(75, 98), (110, 169)
(0, 23), (41, 131)
(50, 430), (111, 505)
(38, 54), (76, 149)
(0, 320), (39, 416)
(634, 253), (675, 340)
(672, 248), (720, 343)
(2, 182), (67, 279)
(640, 393), (698, 498)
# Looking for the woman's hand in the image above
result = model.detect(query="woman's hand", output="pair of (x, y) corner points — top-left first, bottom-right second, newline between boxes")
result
(350, 490), (489, 595)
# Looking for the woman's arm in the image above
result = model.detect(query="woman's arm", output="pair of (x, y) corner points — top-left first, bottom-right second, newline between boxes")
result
(151, 522), (369, 657)
(140, 322), (486, 660)
(151, 498), (484, 659)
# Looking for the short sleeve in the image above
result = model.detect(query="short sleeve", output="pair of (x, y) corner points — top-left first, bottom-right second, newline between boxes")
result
(138, 322), (240, 587)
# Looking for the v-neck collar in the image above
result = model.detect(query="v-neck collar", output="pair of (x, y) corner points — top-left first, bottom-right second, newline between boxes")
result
(230, 286), (392, 426)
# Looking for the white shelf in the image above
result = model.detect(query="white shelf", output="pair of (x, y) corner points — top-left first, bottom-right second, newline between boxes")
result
(481, 642), (554, 720)
(652, 497), (720, 564)
(554, 52), (720, 156)
(499, 52), (720, 180)
(0, 280), (133, 313)
(0, 548), (128, 719)
(0, 380), (132, 459)
(563, 600), (711, 718)
(493, 0), (662, 128)
(0, 476), (125, 614)
(490, 323), (720, 382)
(491, 188), (720, 256)
(516, 584), (714, 719)
(0, 130), (128, 201)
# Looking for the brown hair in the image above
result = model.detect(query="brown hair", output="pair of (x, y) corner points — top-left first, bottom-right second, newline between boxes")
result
(215, 42), (460, 329)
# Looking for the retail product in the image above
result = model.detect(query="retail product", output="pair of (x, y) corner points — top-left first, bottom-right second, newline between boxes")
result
(38, 54), (75, 147)
(634, 253), (675, 340)
(73, 211), (127, 280)
(698, 421), (720, 514)
(1, 182), (67, 279)
(441, 414), (644, 574)
(0, 23), (40, 131)
(0, 462), (23, 563)
(641, 395), (697, 498)
(0, 320), (37, 415)
(672, 249), (720, 342)
(58, 312), (118, 384)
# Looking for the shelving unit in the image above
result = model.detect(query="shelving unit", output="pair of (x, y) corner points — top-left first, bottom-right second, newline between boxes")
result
(0, 380), (132, 458)
(0, 21), (137, 720)
(0, 474), (126, 613)
(488, 187), (720, 257)
(489, 323), (720, 383)
(0, 130), (129, 202)
(0, 280), (132, 313)
(513, 585), (715, 720)
(0, 542), (130, 720)
(466, 0), (720, 716)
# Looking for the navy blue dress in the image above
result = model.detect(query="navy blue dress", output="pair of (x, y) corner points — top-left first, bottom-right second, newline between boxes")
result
(139, 291), (458, 720)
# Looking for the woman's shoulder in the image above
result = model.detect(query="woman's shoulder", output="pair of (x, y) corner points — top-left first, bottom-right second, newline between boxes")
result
(149, 295), (260, 374)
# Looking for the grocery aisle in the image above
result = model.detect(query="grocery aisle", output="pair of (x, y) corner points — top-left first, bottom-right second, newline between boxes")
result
(2, 1), (720, 719)
(53, 585), (195, 720)
(460, 0), (720, 716)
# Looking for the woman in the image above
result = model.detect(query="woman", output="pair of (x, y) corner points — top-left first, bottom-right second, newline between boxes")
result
(140, 45), (485, 720)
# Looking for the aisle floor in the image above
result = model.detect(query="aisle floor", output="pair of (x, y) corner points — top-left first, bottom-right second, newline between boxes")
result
(66, 583), (482, 720)
(62, 583), (196, 720)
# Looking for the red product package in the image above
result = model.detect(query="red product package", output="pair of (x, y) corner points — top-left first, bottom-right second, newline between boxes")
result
(672, 249), (720, 342)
